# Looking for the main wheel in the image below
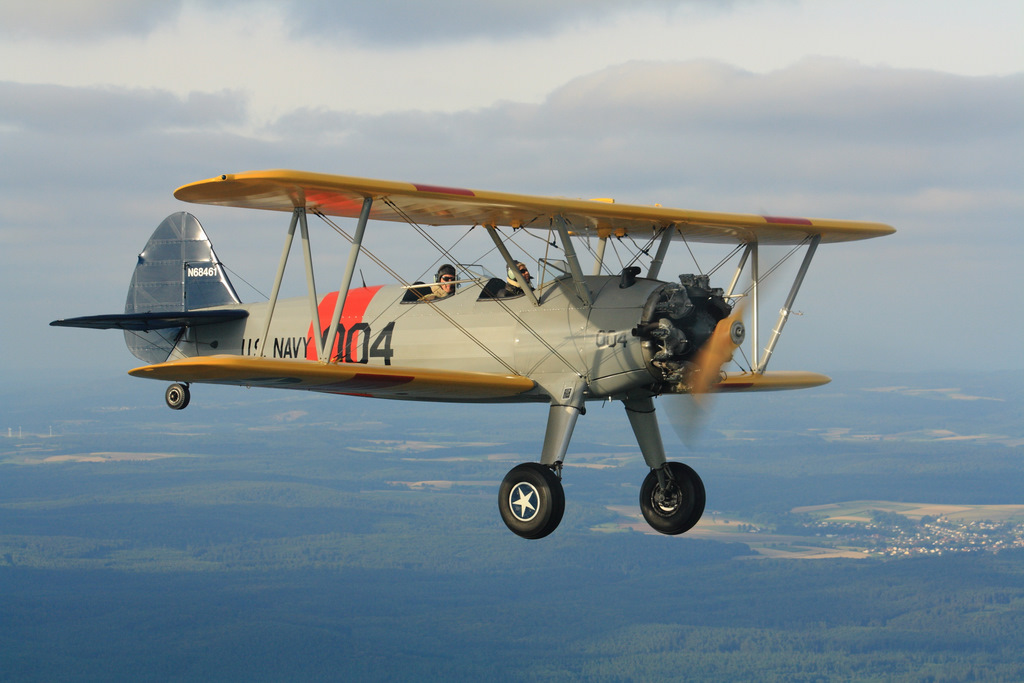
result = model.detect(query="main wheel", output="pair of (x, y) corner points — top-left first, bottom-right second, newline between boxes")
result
(498, 463), (565, 539)
(165, 383), (190, 410)
(639, 462), (705, 535)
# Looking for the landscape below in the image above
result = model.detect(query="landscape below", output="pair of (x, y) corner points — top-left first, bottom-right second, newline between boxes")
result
(2, 370), (1022, 681)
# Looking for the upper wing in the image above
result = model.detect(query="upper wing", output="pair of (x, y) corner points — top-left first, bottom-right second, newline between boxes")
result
(174, 169), (894, 245)
(128, 355), (536, 401)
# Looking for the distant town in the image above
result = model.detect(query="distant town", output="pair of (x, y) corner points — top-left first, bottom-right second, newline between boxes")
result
(612, 502), (1024, 559)
(803, 513), (1024, 558)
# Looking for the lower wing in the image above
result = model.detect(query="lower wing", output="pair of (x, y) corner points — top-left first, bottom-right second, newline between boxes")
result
(715, 371), (831, 392)
(129, 355), (536, 401)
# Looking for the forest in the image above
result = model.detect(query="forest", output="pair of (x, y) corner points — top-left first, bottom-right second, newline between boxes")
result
(1, 370), (1022, 680)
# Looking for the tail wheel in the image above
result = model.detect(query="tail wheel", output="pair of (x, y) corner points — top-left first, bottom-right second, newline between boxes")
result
(639, 462), (705, 535)
(164, 383), (190, 410)
(498, 463), (565, 539)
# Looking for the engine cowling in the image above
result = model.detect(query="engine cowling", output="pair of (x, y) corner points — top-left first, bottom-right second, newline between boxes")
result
(633, 274), (741, 393)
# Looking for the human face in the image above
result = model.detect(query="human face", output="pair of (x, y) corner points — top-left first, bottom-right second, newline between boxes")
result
(440, 274), (455, 293)
(517, 266), (531, 283)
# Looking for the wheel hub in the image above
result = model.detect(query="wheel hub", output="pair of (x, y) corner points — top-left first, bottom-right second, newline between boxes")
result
(508, 482), (540, 522)
(652, 484), (683, 516)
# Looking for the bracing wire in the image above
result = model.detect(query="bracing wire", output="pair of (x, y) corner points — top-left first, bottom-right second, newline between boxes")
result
(680, 234), (705, 277)
(311, 210), (518, 374)
(221, 263), (268, 301)
(737, 239), (809, 298)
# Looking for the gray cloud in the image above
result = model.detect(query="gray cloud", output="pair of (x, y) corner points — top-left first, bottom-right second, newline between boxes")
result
(0, 0), (182, 40)
(0, 82), (248, 134)
(0, 0), (734, 44)
(282, 0), (726, 45)
(268, 60), (1022, 217)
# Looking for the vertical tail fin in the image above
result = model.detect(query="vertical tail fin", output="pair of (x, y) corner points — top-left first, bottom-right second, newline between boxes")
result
(125, 212), (239, 314)
(124, 212), (240, 363)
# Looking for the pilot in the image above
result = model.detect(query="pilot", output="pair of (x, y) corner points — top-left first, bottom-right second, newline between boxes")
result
(420, 263), (457, 302)
(498, 261), (533, 298)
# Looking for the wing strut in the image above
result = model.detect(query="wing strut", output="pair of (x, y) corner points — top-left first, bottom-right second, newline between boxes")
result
(260, 207), (326, 360)
(299, 209), (323, 360)
(323, 197), (373, 363)
(257, 200), (373, 364)
(725, 235), (821, 373)
(756, 234), (820, 372)
(646, 226), (675, 280)
(260, 208), (304, 358)
(485, 226), (540, 307)
(725, 243), (752, 299)
(750, 241), (759, 370)
(553, 216), (592, 307)
(592, 235), (608, 276)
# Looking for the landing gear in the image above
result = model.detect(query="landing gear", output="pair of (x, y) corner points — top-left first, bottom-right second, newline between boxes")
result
(498, 463), (565, 539)
(494, 390), (707, 539)
(497, 389), (583, 539)
(164, 383), (190, 410)
(623, 395), (706, 535)
(639, 462), (705, 535)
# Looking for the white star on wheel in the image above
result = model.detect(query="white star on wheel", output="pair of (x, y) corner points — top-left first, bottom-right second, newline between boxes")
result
(512, 486), (536, 518)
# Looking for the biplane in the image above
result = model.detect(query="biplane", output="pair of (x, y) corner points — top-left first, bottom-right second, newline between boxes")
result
(52, 170), (894, 539)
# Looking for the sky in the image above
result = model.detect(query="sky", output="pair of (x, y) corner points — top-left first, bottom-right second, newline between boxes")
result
(1, 0), (1022, 396)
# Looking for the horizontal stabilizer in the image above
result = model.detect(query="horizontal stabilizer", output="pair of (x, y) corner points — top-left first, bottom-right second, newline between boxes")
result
(128, 355), (536, 401)
(50, 310), (248, 331)
(715, 371), (831, 392)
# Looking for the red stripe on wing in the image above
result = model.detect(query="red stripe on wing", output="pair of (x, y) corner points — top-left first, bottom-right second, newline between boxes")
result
(412, 184), (476, 196)
(762, 216), (814, 226)
(322, 372), (415, 393)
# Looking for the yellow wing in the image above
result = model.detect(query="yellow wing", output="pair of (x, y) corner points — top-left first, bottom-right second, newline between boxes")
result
(129, 356), (536, 401)
(715, 371), (831, 392)
(174, 169), (894, 245)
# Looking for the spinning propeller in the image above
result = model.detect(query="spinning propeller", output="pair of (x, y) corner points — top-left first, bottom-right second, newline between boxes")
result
(669, 302), (746, 445)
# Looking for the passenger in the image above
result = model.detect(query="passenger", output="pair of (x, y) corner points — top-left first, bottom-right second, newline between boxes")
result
(420, 263), (457, 302)
(498, 261), (533, 298)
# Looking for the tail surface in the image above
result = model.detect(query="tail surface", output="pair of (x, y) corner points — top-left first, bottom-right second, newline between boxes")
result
(125, 212), (239, 311)
(122, 212), (240, 362)
(51, 212), (245, 364)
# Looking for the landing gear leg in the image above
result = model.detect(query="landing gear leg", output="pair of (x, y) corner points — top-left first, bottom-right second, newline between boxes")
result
(164, 383), (190, 410)
(498, 385), (584, 539)
(624, 396), (705, 534)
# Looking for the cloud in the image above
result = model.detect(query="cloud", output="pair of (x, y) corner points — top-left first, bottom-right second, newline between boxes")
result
(280, 0), (734, 45)
(0, 82), (247, 134)
(266, 60), (1022, 219)
(545, 59), (1021, 143)
(0, 0), (736, 44)
(0, 0), (182, 40)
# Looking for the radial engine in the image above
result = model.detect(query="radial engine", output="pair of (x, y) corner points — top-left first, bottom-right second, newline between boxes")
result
(632, 274), (745, 393)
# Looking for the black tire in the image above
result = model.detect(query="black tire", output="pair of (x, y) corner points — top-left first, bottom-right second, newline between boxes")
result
(639, 462), (705, 535)
(498, 463), (565, 539)
(165, 383), (190, 410)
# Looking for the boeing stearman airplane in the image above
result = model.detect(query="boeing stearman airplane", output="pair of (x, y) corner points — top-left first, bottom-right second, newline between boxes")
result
(53, 170), (894, 538)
